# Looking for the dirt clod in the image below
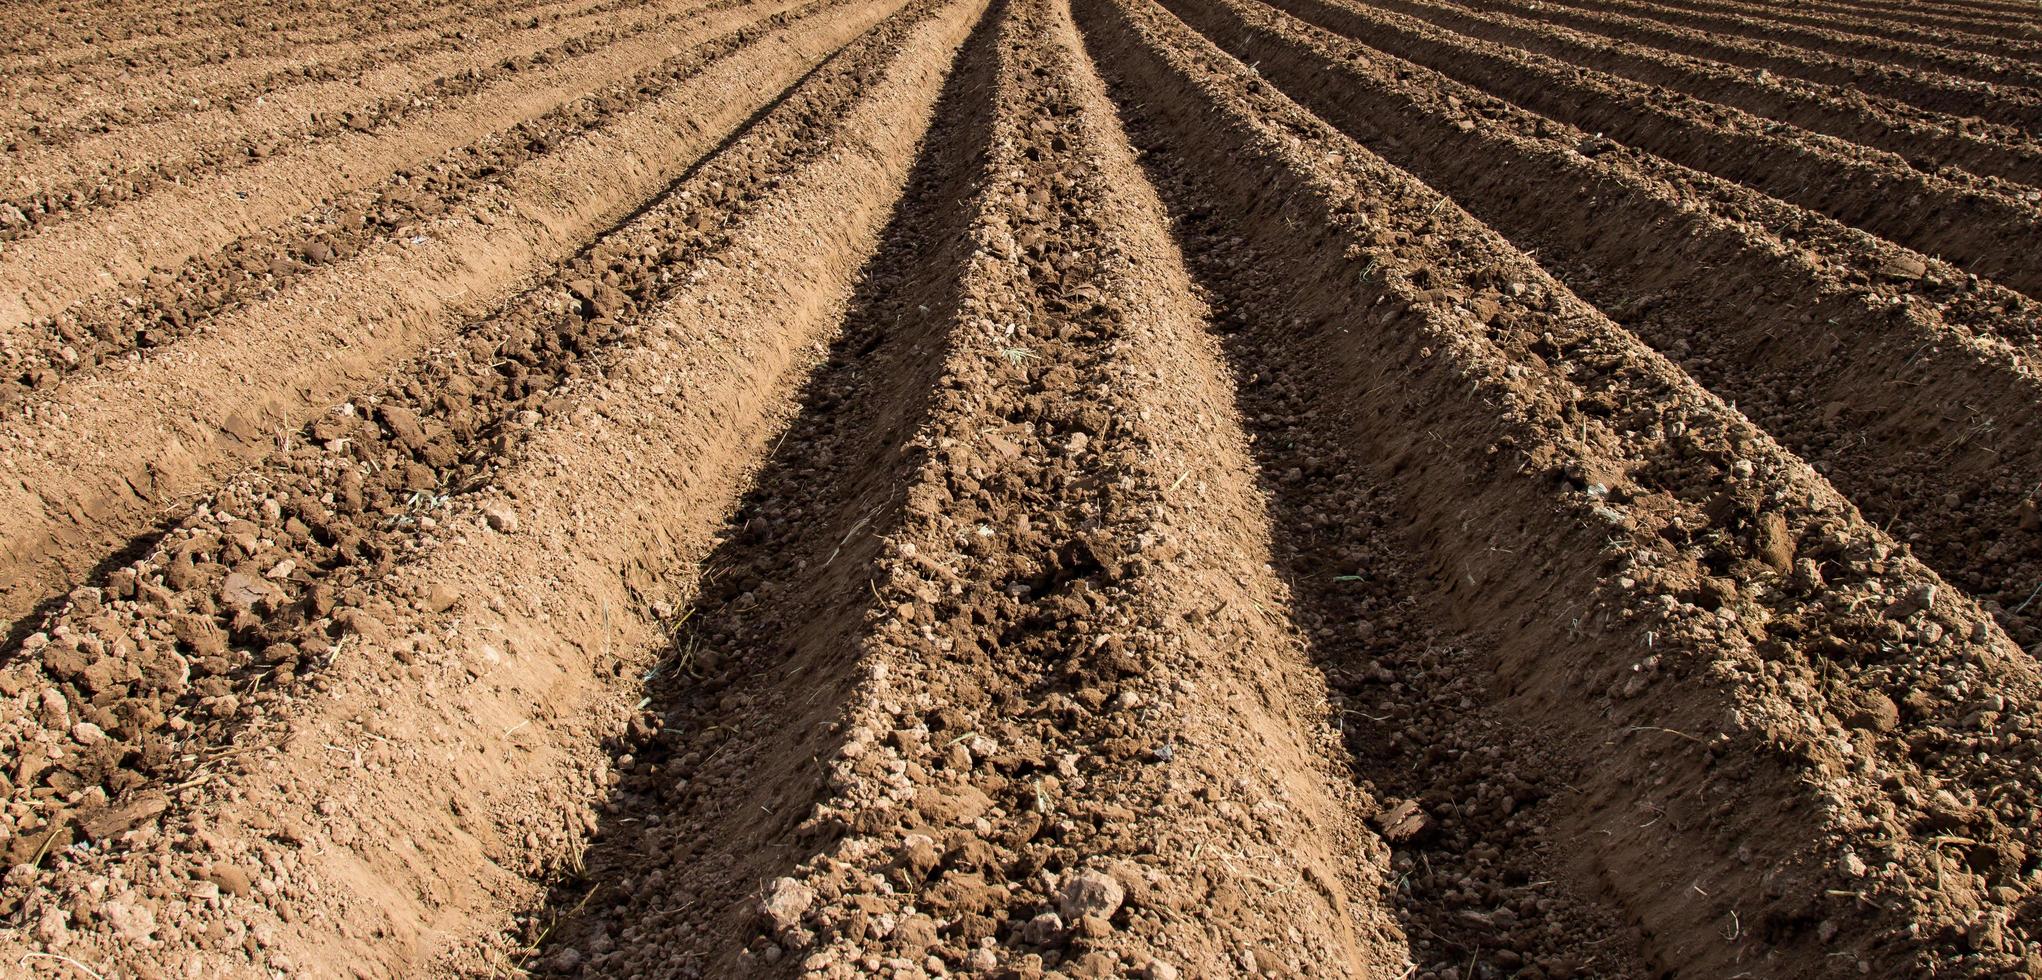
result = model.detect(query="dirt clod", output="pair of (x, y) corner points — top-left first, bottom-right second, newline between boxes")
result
(4, 0), (2040, 975)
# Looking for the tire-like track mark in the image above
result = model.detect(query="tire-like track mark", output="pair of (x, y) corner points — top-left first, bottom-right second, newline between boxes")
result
(1270, 0), (2042, 300)
(0, 0), (970, 971)
(1083, 0), (2042, 971)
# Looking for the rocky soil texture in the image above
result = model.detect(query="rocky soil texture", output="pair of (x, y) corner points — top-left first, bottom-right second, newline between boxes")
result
(2, 0), (2041, 976)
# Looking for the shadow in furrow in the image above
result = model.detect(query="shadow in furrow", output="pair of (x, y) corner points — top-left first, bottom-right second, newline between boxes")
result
(522, 7), (1003, 973)
(0, 27), (852, 673)
(1082, 39), (1655, 980)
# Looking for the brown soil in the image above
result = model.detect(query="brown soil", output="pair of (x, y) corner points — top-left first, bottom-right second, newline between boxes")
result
(1368, 0), (2042, 188)
(4, 0), (2042, 976)
(1563, 0), (2042, 91)
(2, 0), (724, 236)
(1648, 0), (2042, 64)
(1261, 0), (2042, 300)
(0, 0), (645, 149)
(1454, 0), (2042, 132)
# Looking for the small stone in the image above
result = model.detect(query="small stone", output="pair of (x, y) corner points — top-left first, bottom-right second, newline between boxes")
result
(101, 895), (158, 941)
(565, 278), (627, 319)
(1887, 583), (1936, 619)
(548, 948), (584, 973)
(893, 913), (939, 951)
(1878, 254), (1928, 280)
(759, 877), (814, 932)
(1840, 689), (1900, 733)
(1755, 512), (1795, 572)
(1793, 558), (1825, 594)
(334, 608), (387, 642)
(206, 864), (253, 897)
(424, 583), (462, 614)
(1969, 913), (2005, 952)
(482, 504), (520, 533)
(219, 571), (283, 612)
(38, 689), (70, 730)
(66, 587), (103, 615)
(1021, 911), (1064, 946)
(377, 403), (429, 451)
(1372, 798), (1434, 844)
(1059, 868), (1125, 921)
(900, 835), (941, 880)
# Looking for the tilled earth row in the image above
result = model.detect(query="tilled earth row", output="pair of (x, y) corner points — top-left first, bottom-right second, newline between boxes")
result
(0, 0), (645, 144)
(1552, 0), (2042, 93)
(1450, 0), (2042, 131)
(4, 0), (2042, 976)
(2, 0), (725, 237)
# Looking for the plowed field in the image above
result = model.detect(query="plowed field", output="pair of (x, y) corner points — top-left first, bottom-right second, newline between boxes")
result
(2, 0), (2040, 976)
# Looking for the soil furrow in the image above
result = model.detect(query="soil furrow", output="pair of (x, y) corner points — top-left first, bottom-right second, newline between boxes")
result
(1814, 0), (2042, 31)
(781, 0), (1413, 972)
(0, 0), (551, 67)
(1169, 0), (2042, 654)
(1080, 0), (2042, 972)
(1648, 0), (2042, 64)
(1808, 1), (2042, 46)
(0, 0), (801, 336)
(0, 0), (722, 237)
(5, 0), (2042, 974)
(1453, 0), (2042, 132)
(1822, 0), (2042, 38)
(1373, 0), (2042, 189)
(1268, 0), (2042, 300)
(1641, 0), (2042, 63)
(0, 0), (905, 876)
(523, 8), (1009, 973)
(538, 1), (1420, 976)
(0, 0), (890, 642)
(0, 2), (428, 74)
(1572, 0), (2042, 90)
(0, 0), (972, 971)
(0, 0), (808, 402)
(0, 0), (591, 93)
(1165, 176), (1659, 980)
(0, 0), (629, 144)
